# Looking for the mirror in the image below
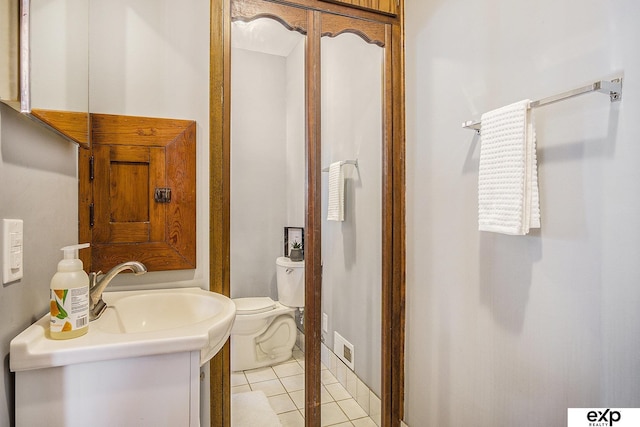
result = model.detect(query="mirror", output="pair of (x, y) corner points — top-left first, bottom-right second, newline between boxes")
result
(321, 31), (384, 418)
(0, 0), (19, 106)
(229, 15), (307, 421)
(0, 0), (90, 146)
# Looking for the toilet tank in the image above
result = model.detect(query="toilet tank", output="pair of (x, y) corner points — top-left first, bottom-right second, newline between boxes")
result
(276, 257), (304, 308)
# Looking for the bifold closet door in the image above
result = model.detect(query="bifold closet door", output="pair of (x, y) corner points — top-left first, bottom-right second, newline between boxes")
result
(227, 2), (396, 426)
(229, 0), (308, 423)
(319, 12), (389, 426)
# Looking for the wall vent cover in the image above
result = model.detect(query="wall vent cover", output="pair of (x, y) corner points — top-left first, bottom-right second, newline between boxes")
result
(333, 331), (355, 370)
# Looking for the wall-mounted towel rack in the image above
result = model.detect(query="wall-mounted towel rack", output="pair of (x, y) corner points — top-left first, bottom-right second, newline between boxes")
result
(322, 159), (359, 172)
(462, 77), (623, 134)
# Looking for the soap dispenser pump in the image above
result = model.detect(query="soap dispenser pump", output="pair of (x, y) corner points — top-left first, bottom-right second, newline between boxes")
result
(50, 243), (90, 339)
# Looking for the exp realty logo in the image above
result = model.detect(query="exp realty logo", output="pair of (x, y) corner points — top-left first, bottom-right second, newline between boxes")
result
(568, 408), (640, 427)
(586, 409), (620, 426)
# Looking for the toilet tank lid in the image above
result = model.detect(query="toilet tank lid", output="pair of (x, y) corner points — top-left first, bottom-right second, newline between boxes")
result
(233, 297), (276, 315)
(276, 256), (305, 268)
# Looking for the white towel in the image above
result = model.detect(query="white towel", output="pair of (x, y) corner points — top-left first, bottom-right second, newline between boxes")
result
(327, 161), (344, 221)
(478, 100), (540, 235)
(231, 390), (282, 427)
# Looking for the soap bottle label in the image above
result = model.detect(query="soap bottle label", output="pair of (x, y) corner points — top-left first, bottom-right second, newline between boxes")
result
(50, 287), (89, 333)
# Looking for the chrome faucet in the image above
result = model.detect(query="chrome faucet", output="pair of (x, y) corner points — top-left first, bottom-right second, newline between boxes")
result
(89, 261), (147, 321)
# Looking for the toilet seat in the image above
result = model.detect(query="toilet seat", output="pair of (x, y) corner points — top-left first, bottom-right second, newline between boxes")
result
(234, 297), (276, 315)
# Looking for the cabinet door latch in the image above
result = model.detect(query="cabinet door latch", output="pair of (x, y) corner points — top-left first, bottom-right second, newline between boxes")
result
(154, 188), (172, 203)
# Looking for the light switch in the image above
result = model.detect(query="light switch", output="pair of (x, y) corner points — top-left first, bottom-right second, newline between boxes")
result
(3, 219), (23, 284)
(11, 252), (21, 269)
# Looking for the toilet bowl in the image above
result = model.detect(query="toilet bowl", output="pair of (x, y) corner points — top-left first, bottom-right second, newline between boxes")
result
(231, 297), (297, 371)
(230, 257), (304, 372)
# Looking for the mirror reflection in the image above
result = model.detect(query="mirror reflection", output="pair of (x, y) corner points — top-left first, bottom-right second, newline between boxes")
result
(229, 17), (307, 423)
(0, 0), (90, 145)
(0, 0), (19, 104)
(29, 0), (89, 145)
(321, 31), (383, 411)
(30, 0), (88, 114)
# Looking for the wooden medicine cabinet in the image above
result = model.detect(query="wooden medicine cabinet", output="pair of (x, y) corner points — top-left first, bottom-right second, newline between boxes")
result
(79, 113), (197, 273)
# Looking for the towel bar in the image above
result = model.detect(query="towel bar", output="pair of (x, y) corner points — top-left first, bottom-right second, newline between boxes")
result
(462, 77), (623, 134)
(322, 159), (359, 172)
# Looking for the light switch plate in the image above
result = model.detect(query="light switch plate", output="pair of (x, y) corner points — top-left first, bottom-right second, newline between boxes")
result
(3, 219), (24, 284)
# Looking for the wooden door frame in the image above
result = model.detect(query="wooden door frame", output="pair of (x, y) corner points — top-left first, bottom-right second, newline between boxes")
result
(209, 0), (405, 426)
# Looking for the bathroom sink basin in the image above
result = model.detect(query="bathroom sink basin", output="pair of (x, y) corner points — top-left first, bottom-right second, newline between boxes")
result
(10, 287), (236, 371)
(98, 290), (232, 334)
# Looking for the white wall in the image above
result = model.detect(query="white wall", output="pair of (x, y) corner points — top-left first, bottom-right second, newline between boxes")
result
(285, 40), (306, 228)
(229, 18), (306, 300)
(321, 33), (383, 396)
(405, 0), (640, 425)
(230, 48), (288, 300)
(0, 104), (78, 426)
(88, 0), (211, 290)
(90, 0), (207, 120)
(30, 0), (89, 112)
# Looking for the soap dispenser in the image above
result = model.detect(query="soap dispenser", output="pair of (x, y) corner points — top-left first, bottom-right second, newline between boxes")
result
(50, 243), (90, 339)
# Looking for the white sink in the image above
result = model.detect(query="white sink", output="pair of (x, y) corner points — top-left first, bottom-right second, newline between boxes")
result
(98, 290), (233, 334)
(10, 287), (236, 371)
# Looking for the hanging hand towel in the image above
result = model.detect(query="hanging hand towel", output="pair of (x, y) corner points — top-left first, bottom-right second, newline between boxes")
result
(327, 161), (345, 221)
(478, 99), (540, 235)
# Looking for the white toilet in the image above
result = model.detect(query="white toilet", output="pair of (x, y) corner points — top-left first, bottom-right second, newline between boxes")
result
(231, 256), (304, 372)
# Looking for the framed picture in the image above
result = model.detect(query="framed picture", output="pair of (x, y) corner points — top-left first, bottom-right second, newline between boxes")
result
(284, 227), (304, 257)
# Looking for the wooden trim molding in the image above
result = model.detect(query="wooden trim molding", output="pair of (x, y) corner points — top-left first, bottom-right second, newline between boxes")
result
(381, 15), (406, 425)
(391, 11), (406, 424)
(30, 108), (89, 148)
(209, 0), (232, 425)
(381, 22), (394, 427)
(268, 0), (397, 24)
(232, 0), (308, 34)
(321, 13), (386, 47)
(319, 0), (398, 17)
(305, 10), (322, 426)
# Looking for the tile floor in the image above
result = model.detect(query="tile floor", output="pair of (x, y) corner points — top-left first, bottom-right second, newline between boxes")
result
(231, 347), (377, 427)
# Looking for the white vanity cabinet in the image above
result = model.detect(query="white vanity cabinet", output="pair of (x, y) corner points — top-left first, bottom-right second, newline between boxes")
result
(15, 351), (201, 427)
(10, 288), (236, 427)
